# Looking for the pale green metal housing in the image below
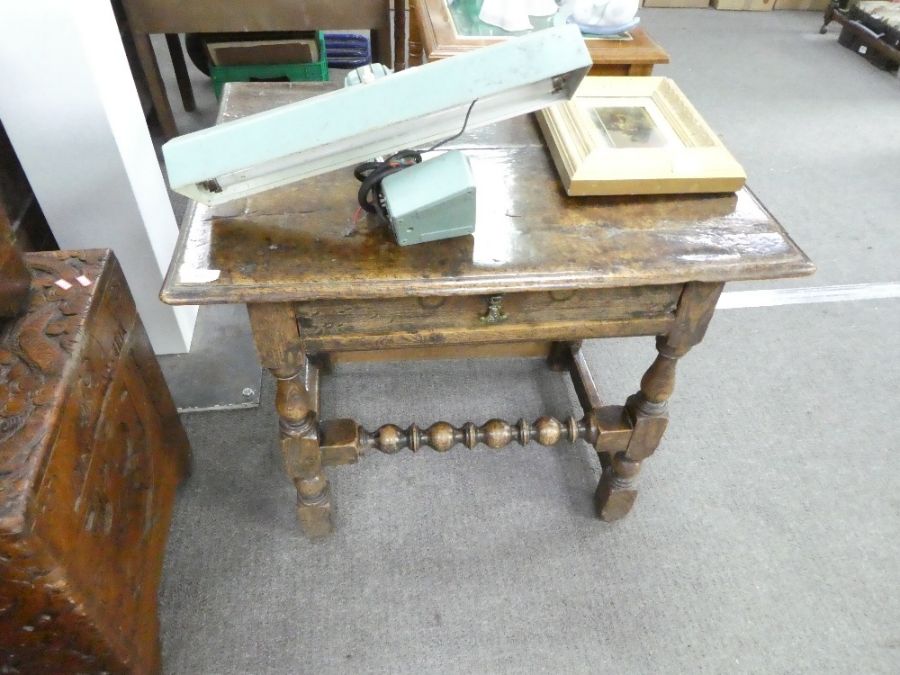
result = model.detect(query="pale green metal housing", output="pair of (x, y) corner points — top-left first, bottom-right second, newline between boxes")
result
(382, 150), (476, 246)
(162, 24), (591, 206)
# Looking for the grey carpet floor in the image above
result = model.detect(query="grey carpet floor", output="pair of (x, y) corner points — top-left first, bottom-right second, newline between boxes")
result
(640, 9), (899, 290)
(156, 9), (900, 674)
(162, 301), (900, 674)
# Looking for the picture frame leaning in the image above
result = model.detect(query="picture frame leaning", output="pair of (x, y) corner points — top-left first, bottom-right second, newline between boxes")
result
(537, 77), (746, 196)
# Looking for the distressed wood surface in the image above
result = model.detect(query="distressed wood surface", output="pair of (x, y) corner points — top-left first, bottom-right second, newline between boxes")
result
(162, 83), (814, 305)
(414, 0), (669, 68)
(0, 250), (190, 674)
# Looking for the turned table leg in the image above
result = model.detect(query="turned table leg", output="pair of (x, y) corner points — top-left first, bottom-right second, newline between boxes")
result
(820, 5), (835, 34)
(596, 282), (724, 521)
(248, 303), (333, 537)
(130, 31), (178, 139)
(164, 33), (196, 113)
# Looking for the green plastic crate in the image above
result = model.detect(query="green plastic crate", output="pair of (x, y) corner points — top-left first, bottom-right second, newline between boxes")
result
(210, 32), (327, 99)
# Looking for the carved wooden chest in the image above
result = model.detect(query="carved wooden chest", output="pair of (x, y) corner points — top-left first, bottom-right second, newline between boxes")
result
(0, 250), (190, 674)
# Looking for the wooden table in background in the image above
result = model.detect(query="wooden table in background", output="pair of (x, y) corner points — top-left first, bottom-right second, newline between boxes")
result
(119, 0), (395, 138)
(412, 0), (669, 73)
(161, 83), (813, 538)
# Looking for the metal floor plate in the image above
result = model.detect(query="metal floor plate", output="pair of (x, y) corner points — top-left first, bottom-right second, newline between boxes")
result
(158, 304), (262, 413)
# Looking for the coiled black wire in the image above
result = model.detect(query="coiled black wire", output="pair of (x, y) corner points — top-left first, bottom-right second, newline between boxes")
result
(353, 99), (478, 225)
(353, 149), (423, 223)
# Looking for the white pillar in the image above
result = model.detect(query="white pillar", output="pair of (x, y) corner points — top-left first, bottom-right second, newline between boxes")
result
(0, 0), (196, 354)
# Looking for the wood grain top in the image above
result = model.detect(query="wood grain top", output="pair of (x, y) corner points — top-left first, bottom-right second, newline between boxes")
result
(0, 251), (110, 529)
(121, 0), (390, 34)
(161, 83), (814, 305)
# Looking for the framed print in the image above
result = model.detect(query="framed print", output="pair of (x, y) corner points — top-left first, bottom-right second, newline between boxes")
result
(537, 77), (747, 196)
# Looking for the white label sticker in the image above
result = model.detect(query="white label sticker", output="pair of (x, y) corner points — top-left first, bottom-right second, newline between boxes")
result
(179, 263), (221, 283)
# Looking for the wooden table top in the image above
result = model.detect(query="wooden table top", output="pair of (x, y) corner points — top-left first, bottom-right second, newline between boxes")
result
(121, 0), (390, 33)
(161, 83), (814, 305)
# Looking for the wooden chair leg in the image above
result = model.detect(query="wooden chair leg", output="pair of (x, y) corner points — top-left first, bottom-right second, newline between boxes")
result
(165, 33), (196, 112)
(393, 1), (409, 71)
(373, 27), (393, 68)
(546, 340), (574, 371)
(820, 5), (835, 34)
(132, 32), (178, 139)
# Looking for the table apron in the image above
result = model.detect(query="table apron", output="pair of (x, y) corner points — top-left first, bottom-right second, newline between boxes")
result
(295, 284), (681, 352)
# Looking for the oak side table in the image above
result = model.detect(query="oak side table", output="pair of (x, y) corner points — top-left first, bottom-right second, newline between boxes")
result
(161, 82), (814, 538)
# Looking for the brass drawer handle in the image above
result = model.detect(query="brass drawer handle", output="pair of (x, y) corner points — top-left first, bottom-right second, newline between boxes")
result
(480, 295), (508, 324)
(549, 290), (576, 302)
(417, 296), (446, 310)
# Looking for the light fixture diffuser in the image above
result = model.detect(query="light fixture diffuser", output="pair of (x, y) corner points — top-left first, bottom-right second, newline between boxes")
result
(162, 24), (592, 206)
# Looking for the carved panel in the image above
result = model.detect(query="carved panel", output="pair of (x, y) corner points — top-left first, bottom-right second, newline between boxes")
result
(0, 252), (102, 525)
(0, 250), (190, 674)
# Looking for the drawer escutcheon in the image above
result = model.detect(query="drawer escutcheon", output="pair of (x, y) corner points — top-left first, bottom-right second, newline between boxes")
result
(480, 295), (508, 324)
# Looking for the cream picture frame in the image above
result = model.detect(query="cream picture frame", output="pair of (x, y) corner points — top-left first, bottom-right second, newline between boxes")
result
(537, 77), (746, 196)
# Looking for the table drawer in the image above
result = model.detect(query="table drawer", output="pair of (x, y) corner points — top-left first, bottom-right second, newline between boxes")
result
(296, 285), (682, 352)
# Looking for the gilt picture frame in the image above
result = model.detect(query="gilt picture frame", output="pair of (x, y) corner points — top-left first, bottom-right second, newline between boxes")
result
(537, 77), (747, 196)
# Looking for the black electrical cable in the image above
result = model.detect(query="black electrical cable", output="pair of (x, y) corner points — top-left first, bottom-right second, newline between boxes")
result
(353, 99), (478, 225)
(353, 149), (423, 223)
(423, 98), (479, 153)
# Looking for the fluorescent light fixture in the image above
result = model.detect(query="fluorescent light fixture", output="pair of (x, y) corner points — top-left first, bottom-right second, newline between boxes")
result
(163, 25), (591, 206)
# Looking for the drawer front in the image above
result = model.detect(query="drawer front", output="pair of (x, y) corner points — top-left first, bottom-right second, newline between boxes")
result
(296, 285), (682, 351)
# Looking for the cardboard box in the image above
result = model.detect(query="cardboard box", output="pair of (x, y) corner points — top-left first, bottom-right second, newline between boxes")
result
(713, 0), (774, 9)
(643, 0), (710, 6)
(207, 39), (319, 66)
(773, 0), (829, 9)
